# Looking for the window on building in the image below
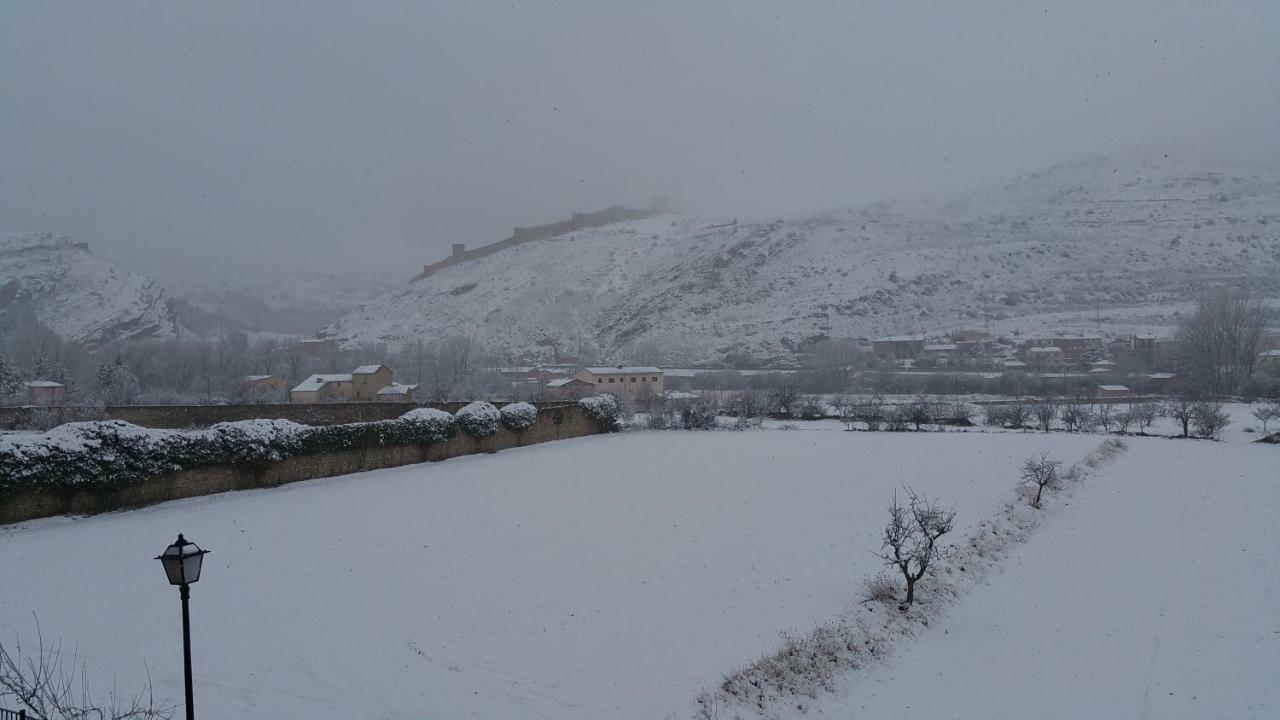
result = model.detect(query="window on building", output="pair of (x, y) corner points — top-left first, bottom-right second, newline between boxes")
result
(608, 377), (614, 383)
(631, 377), (636, 382)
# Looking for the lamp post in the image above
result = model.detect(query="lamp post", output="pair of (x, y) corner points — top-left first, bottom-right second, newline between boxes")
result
(156, 534), (209, 720)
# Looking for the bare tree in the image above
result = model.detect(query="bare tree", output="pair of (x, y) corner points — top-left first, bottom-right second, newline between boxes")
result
(1033, 399), (1057, 431)
(1093, 403), (1117, 434)
(1059, 400), (1090, 432)
(856, 393), (885, 430)
(1020, 452), (1062, 508)
(906, 394), (933, 431)
(1191, 401), (1231, 439)
(1114, 407), (1135, 434)
(764, 375), (800, 417)
(1, 620), (175, 719)
(877, 487), (956, 607)
(1129, 402), (1161, 434)
(1165, 395), (1197, 438)
(834, 393), (858, 430)
(1005, 394), (1031, 429)
(1251, 401), (1280, 434)
(1177, 288), (1266, 395)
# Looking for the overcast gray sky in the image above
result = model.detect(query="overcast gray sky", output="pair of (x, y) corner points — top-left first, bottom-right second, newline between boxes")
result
(3, 1), (1277, 275)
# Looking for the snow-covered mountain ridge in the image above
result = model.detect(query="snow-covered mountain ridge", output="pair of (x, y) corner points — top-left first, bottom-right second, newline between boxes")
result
(0, 232), (182, 346)
(325, 157), (1280, 366)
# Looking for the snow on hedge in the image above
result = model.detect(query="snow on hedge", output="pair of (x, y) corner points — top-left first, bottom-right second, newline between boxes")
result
(579, 394), (623, 432)
(500, 401), (539, 432)
(400, 407), (456, 443)
(0, 410), (461, 496)
(455, 401), (501, 438)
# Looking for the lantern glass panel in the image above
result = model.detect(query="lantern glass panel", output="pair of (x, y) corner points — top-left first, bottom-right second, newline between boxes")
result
(182, 550), (204, 584)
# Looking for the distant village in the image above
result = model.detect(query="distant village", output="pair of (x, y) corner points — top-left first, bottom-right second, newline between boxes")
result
(12, 323), (1280, 410)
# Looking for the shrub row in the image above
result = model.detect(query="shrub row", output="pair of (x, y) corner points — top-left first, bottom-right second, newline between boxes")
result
(0, 399), (608, 497)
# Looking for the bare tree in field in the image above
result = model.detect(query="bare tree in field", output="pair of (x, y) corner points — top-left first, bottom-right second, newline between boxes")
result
(857, 393), (886, 430)
(1034, 394), (1054, 427)
(1114, 407), (1136, 434)
(1, 621), (175, 719)
(1059, 400), (1090, 432)
(834, 394), (858, 430)
(1165, 395), (1197, 438)
(878, 487), (956, 607)
(1177, 288), (1266, 395)
(765, 375), (800, 417)
(1129, 402), (1161, 435)
(906, 394), (933, 431)
(1192, 401), (1231, 439)
(1093, 403), (1117, 434)
(1020, 452), (1063, 508)
(1251, 401), (1280, 434)
(1006, 393), (1032, 428)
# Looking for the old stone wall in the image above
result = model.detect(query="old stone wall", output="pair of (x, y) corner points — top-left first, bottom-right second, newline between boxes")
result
(0, 404), (602, 525)
(412, 202), (663, 281)
(0, 401), (578, 430)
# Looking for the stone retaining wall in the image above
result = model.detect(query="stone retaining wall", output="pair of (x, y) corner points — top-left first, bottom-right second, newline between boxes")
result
(0, 401), (574, 430)
(1, 404), (600, 525)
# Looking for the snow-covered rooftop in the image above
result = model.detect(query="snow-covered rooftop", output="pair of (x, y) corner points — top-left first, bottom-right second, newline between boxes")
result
(1097, 384), (1130, 391)
(25, 380), (64, 388)
(352, 365), (386, 374)
(1028, 346), (1062, 353)
(874, 334), (925, 342)
(244, 374), (274, 382)
(546, 377), (583, 387)
(375, 382), (417, 396)
(582, 366), (662, 375)
(291, 374), (353, 392)
(923, 344), (958, 351)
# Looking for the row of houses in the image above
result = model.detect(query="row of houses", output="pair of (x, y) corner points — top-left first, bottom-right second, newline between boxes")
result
(870, 329), (1201, 373)
(243, 364), (667, 404)
(240, 365), (417, 404)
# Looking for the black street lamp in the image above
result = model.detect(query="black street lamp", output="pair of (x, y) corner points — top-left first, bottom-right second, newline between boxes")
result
(156, 534), (209, 720)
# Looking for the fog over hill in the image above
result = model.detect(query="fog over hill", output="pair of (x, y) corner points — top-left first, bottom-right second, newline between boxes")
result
(324, 156), (1280, 365)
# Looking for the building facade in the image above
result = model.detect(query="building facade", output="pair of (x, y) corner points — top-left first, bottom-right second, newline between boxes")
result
(573, 366), (664, 400)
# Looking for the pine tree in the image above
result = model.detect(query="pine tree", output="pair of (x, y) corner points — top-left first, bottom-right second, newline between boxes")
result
(0, 352), (24, 397)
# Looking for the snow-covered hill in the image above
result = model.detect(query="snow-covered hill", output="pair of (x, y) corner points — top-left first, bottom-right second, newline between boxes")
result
(325, 156), (1280, 365)
(0, 232), (182, 346)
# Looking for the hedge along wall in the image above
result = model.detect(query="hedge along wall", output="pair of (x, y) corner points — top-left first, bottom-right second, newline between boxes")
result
(0, 401), (578, 431)
(0, 403), (601, 525)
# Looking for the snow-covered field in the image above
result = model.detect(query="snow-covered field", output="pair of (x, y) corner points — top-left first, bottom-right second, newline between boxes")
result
(1, 424), (1275, 718)
(783, 435), (1280, 719)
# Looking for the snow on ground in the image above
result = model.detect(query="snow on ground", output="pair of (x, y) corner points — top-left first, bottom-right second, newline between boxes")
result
(782, 434), (1280, 720)
(0, 430), (1104, 719)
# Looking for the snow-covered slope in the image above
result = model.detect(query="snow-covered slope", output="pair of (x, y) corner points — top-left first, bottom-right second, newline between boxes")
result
(0, 232), (182, 346)
(326, 156), (1280, 365)
(782, 437), (1280, 720)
